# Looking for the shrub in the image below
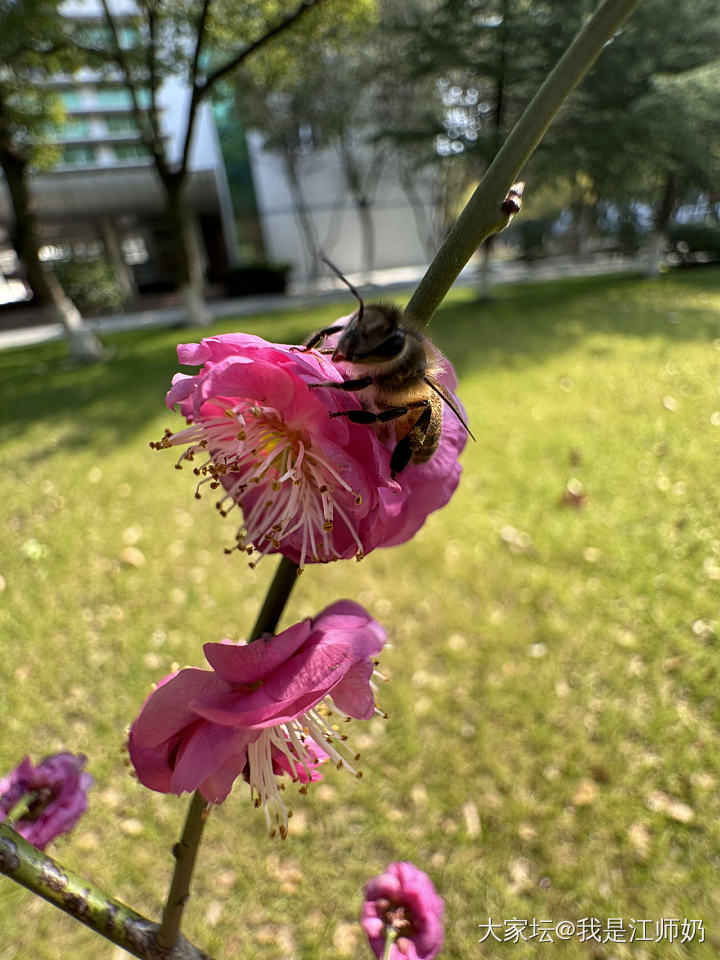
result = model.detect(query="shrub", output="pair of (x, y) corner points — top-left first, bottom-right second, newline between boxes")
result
(53, 258), (128, 314)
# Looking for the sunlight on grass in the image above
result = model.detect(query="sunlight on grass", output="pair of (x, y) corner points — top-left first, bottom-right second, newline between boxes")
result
(1, 269), (720, 958)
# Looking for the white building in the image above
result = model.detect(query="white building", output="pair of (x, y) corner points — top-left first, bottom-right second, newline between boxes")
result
(247, 132), (436, 283)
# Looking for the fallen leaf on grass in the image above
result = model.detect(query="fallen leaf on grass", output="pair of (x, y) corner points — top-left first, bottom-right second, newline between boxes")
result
(518, 822), (538, 841)
(508, 857), (533, 894)
(572, 779), (599, 806)
(499, 525), (533, 553)
(462, 800), (481, 838)
(663, 656), (682, 672)
(121, 546), (146, 567)
(628, 821), (651, 858)
(119, 818), (144, 836)
(205, 902), (222, 927)
(333, 922), (360, 956)
(560, 478), (588, 508)
(645, 790), (694, 823)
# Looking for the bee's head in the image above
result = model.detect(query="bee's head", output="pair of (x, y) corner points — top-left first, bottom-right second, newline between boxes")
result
(332, 303), (406, 364)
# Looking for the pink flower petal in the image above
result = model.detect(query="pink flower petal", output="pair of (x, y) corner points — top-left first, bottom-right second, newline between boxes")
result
(170, 724), (250, 800)
(130, 668), (231, 749)
(203, 620), (312, 683)
(0, 753), (93, 851)
(330, 659), (376, 719)
(128, 601), (387, 826)
(362, 862), (444, 960)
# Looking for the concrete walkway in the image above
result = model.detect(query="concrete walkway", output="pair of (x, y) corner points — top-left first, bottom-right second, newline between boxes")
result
(0, 254), (638, 352)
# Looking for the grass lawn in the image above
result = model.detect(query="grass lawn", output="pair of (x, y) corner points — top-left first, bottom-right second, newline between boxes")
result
(1, 267), (720, 959)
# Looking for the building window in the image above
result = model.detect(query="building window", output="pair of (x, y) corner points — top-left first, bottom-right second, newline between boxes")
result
(60, 90), (84, 111)
(118, 26), (138, 48)
(76, 21), (136, 48)
(105, 114), (138, 134)
(60, 117), (91, 139)
(61, 144), (96, 166)
(122, 235), (149, 265)
(113, 143), (150, 162)
(77, 25), (112, 47)
(97, 87), (133, 109)
(96, 87), (152, 111)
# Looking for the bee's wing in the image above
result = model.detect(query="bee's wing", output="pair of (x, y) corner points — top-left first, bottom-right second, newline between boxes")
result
(424, 376), (476, 441)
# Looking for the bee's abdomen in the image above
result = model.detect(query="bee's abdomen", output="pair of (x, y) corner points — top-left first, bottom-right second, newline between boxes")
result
(409, 408), (442, 463)
(399, 394), (442, 463)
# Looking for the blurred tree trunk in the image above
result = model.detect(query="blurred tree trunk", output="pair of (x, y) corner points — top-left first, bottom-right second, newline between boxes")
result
(644, 171), (677, 276)
(338, 132), (383, 279)
(0, 146), (104, 361)
(475, 236), (494, 302)
(282, 140), (320, 280)
(164, 173), (212, 326)
(399, 168), (435, 261)
(100, 218), (136, 300)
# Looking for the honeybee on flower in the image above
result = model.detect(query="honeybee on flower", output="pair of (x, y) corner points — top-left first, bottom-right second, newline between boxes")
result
(153, 329), (467, 569)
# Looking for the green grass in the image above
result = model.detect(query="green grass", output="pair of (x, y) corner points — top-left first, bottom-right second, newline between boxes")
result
(2, 268), (720, 959)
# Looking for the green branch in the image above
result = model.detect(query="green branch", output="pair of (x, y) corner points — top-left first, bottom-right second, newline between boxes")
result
(383, 927), (398, 960)
(0, 824), (212, 960)
(403, 0), (640, 328)
(249, 556), (300, 641)
(156, 791), (210, 952)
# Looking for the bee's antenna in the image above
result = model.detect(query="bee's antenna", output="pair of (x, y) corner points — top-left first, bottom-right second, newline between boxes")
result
(321, 256), (364, 324)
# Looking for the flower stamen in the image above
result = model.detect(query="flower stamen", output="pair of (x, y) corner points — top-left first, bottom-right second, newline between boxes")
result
(156, 405), (365, 570)
(244, 703), (368, 837)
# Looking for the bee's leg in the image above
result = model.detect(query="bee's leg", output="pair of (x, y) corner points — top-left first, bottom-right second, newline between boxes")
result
(329, 399), (428, 424)
(390, 403), (433, 477)
(294, 325), (346, 352)
(308, 376), (374, 392)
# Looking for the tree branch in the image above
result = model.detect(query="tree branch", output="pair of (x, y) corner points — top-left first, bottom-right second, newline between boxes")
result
(189, 0), (212, 93)
(156, 791), (210, 952)
(249, 556), (300, 641)
(176, 0), (324, 180)
(403, 0), (641, 328)
(98, 0), (168, 176)
(145, 0), (162, 143)
(201, 0), (323, 95)
(0, 824), (212, 960)
(178, 0), (212, 178)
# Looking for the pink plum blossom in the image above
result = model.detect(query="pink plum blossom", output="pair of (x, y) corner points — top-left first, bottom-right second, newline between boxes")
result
(362, 862), (444, 960)
(153, 328), (467, 568)
(0, 753), (93, 850)
(128, 600), (386, 836)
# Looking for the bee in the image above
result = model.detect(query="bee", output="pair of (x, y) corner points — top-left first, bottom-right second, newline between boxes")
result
(305, 259), (475, 477)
